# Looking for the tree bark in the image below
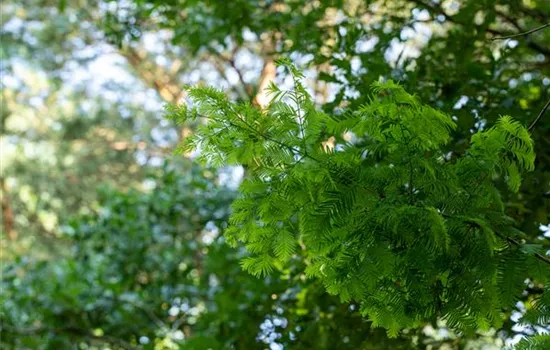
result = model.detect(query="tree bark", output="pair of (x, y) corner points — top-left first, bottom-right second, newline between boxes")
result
(1, 177), (16, 240)
(121, 47), (185, 104)
(253, 58), (277, 108)
(253, 31), (283, 108)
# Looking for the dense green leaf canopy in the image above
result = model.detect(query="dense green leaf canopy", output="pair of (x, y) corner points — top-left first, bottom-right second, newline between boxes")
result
(167, 61), (548, 342)
(2, 0), (549, 349)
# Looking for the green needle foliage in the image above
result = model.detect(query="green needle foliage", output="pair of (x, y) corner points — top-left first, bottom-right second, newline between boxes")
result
(167, 59), (550, 341)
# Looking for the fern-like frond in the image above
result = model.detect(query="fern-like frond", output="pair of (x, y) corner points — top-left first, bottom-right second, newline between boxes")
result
(168, 60), (544, 339)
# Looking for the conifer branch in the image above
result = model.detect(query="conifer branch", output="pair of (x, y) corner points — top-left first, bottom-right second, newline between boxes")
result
(199, 113), (319, 163)
(228, 102), (322, 162)
(291, 74), (309, 158)
(399, 124), (415, 204)
(175, 75), (541, 336)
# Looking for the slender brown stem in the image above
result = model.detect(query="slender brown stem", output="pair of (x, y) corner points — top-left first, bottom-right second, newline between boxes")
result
(499, 234), (550, 266)
(1, 177), (16, 240)
(490, 22), (550, 40)
(528, 97), (550, 132)
(441, 214), (550, 266)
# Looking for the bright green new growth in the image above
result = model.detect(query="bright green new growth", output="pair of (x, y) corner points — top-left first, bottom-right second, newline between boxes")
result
(166, 59), (547, 338)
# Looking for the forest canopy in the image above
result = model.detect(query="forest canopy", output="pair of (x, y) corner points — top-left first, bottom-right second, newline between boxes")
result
(1, 0), (549, 349)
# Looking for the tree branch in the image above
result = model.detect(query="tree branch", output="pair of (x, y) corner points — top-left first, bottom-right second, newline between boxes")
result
(409, 0), (550, 56)
(209, 52), (250, 101)
(490, 22), (550, 41)
(498, 233), (550, 266)
(121, 47), (184, 104)
(441, 214), (550, 266)
(528, 97), (550, 132)
(490, 12), (550, 55)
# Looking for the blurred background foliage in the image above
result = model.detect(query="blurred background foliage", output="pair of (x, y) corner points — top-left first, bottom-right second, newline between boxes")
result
(1, 0), (549, 349)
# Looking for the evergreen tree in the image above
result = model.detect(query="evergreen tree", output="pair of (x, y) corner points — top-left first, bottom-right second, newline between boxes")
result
(167, 59), (549, 347)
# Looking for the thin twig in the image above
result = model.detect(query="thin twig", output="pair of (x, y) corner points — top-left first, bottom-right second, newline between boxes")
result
(498, 233), (550, 266)
(203, 114), (308, 165)
(209, 47), (251, 100)
(200, 109), (320, 163)
(490, 22), (550, 40)
(409, 0), (550, 55)
(441, 214), (550, 266)
(528, 97), (550, 132)
(290, 72), (309, 157)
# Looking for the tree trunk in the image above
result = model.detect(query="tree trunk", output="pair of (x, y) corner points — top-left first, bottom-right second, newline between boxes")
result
(1, 177), (16, 240)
